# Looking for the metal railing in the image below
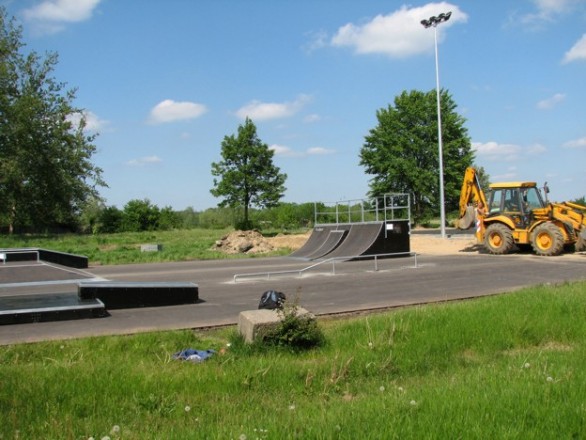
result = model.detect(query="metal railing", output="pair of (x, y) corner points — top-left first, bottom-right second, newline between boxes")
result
(314, 193), (411, 226)
(233, 251), (418, 283)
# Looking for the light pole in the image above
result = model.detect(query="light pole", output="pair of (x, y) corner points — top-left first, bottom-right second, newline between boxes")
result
(421, 11), (451, 239)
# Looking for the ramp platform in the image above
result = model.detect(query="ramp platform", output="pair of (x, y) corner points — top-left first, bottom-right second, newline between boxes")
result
(0, 293), (106, 325)
(78, 281), (199, 309)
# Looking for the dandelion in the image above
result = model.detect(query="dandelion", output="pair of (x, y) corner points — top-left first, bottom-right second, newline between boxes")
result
(239, 434), (247, 440)
(110, 425), (120, 435)
(398, 386), (404, 393)
(289, 404), (296, 411)
(410, 400), (417, 406)
(524, 363), (530, 369)
(547, 376), (554, 382)
(101, 436), (111, 440)
(368, 342), (373, 348)
(185, 405), (191, 412)
(379, 386), (385, 392)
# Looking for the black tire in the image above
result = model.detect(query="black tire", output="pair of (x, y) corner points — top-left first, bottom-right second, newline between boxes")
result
(484, 223), (515, 254)
(575, 235), (586, 252)
(530, 222), (565, 256)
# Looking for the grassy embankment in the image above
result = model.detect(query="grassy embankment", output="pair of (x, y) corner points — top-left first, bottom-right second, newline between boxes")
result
(0, 228), (297, 265)
(1, 281), (586, 438)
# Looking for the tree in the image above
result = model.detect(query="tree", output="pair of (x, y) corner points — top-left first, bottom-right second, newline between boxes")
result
(359, 89), (473, 225)
(0, 8), (105, 234)
(121, 199), (160, 232)
(211, 118), (287, 229)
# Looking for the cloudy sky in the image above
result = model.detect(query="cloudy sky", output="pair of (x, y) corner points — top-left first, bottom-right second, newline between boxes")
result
(5, 0), (586, 210)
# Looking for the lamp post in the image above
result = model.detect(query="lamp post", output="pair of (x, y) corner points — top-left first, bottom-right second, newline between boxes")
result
(421, 11), (451, 239)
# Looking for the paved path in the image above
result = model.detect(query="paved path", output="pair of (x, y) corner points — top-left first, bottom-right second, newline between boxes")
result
(1, 248), (585, 345)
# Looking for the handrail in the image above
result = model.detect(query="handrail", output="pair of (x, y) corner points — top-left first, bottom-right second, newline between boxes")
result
(233, 251), (418, 283)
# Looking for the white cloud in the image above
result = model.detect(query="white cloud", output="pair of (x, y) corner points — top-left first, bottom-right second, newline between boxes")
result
(126, 155), (162, 166)
(473, 141), (546, 162)
(148, 99), (207, 124)
(67, 110), (108, 132)
(330, 2), (467, 58)
(307, 147), (335, 155)
(563, 137), (586, 149)
(536, 93), (565, 109)
(303, 114), (321, 123)
(526, 143), (547, 155)
(236, 95), (312, 121)
(563, 34), (586, 63)
(270, 144), (336, 157)
(521, 0), (581, 26)
(270, 144), (300, 157)
(23, 0), (101, 34)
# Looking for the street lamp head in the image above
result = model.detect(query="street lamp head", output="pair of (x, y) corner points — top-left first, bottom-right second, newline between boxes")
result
(420, 11), (452, 28)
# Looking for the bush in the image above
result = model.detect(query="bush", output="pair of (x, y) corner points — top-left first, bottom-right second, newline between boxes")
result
(260, 301), (325, 350)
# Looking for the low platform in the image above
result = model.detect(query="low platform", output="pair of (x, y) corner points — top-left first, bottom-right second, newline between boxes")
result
(78, 281), (199, 309)
(0, 293), (107, 325)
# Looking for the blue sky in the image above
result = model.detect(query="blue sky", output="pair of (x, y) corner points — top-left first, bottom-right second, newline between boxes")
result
(4, 0), (586, 210)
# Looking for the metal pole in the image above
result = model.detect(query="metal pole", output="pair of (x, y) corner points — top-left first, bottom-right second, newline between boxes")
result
(434, 26), (447, 239)
(421, 11), (451, 239)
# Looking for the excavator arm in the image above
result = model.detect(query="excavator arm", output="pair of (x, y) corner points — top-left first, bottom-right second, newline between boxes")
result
(457, 167), (489, 229)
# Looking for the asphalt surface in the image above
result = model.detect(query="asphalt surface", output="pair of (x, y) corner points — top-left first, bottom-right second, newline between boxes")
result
(1, 244), (585, 345)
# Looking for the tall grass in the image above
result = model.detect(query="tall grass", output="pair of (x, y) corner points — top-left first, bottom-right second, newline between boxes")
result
(0, 228), (293, 265)
(1, 281), (585, 438)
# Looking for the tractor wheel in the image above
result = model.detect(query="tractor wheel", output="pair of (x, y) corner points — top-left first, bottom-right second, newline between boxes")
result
(484, 223), (515, 254)
(575, 235), (586, 252)
(530, 222), (565, 256)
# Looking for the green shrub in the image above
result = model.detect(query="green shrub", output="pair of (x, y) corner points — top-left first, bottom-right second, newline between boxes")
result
(260, 301), (325, 350)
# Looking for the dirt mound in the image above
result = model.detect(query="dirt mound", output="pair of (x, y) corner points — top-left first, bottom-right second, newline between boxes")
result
(212, 230), (275, 254)
(212, 230), (310, 255)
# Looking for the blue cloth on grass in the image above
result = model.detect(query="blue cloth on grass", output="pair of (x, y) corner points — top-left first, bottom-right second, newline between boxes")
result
(173, 348), (216, 363)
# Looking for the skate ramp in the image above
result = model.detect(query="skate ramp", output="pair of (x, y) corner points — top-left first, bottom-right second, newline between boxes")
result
(318, 220), (410, 260)
(303, 229), (349, 260)
(320, 222), (384, 260)
(290, 225), (350, 258)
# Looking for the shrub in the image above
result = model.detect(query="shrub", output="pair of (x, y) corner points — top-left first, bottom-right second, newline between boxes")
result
(260, 301), (325, 350)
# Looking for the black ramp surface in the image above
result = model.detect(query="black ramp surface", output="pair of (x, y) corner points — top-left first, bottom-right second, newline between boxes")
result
(290, 225), (342, 258)
(305, 230), (348, 260)
(322, 222), (383, 259)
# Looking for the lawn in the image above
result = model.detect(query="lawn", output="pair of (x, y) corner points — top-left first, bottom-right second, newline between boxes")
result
(1, 281), (585, 439)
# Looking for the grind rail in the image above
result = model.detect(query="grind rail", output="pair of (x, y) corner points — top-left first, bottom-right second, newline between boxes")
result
(233, 251), (418, 283)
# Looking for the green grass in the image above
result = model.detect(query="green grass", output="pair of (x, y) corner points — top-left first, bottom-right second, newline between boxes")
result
(0, 228), (295, 265)
(2, 281), (586, 439)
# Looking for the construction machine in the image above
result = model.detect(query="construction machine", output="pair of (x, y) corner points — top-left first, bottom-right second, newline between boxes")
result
(457, 167), (586, 256)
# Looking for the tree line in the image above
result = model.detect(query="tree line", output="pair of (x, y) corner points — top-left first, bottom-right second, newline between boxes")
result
(79, 199), (318, 234)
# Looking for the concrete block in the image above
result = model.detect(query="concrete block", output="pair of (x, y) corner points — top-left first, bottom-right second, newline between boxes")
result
(238, 307), (311, 343)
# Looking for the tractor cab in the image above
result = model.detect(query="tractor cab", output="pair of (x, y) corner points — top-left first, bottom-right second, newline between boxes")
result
(487, 182), (545, 229)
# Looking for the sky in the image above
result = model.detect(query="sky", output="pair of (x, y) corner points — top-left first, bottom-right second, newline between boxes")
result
(3, 0), (586, 210)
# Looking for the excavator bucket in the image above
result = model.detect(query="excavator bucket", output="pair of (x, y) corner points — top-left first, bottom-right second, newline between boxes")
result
(458, 205), (476, 230)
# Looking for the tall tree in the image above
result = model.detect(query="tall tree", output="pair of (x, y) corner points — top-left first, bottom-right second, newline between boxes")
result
(211, 118), (287, 229)
(0, 8), (105, 233)
(359, 89), (473, 225)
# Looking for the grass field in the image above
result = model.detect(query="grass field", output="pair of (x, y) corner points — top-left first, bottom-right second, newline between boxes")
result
(1, 281), (585, 439)
(0, 228), (296, 265)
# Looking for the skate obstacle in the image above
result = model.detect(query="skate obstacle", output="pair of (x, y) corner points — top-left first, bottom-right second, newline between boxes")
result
(292, 220), (410, 260)
(0, 248), (199, 325)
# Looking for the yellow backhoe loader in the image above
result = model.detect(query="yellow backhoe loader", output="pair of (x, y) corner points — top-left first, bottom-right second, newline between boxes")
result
(457, 167), (586, 256)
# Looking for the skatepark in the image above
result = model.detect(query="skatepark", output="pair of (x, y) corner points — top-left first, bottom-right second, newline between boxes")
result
(1, 228), (585, 345)
(1, 196), (585, 345)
